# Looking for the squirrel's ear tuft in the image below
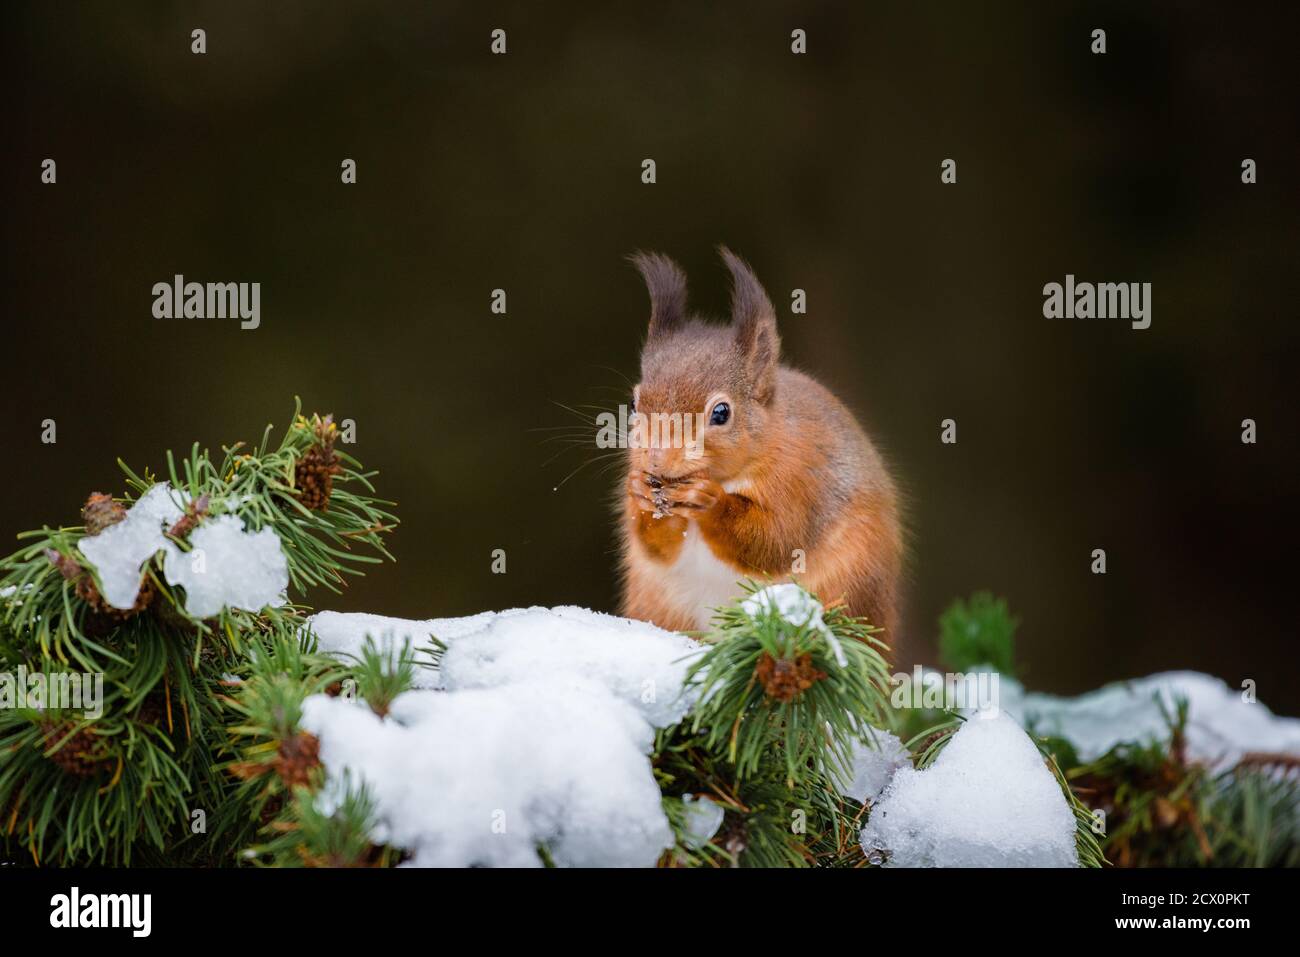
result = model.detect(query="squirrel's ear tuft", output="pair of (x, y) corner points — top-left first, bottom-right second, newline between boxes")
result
(629, 251), (688, 340)
(720, 246), (780, 403)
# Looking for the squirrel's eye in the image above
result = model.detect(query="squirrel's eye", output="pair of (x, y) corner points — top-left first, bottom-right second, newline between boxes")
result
(710, 402), (731, 426)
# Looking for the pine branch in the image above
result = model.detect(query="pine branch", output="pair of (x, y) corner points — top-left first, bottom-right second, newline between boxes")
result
(0, 401), (397, 866)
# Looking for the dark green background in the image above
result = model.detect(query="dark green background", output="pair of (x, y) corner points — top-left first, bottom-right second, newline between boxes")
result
(3, 3), (1297, 708)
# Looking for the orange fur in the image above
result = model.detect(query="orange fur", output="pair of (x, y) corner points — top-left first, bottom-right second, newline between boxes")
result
(618, 249), (903, 648)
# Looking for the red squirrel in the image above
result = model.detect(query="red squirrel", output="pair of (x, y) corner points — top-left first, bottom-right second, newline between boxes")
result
(619, 248), (903, 645)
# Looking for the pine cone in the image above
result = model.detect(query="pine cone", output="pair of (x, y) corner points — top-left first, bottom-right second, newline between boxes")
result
(41, 722), (112, 777)
(133, 691), (175, 732)
(754, 652), (827, 703)
(48, 548), (154, 622)
(81, 492), (126, 535)
(259, 794), (285, 827)
(721, 819), (748, 861)
(150, 589), (201, 634)
(274, 731), (322, 790)
(167, 493), (210, 540)
(294, 416), (342, 511)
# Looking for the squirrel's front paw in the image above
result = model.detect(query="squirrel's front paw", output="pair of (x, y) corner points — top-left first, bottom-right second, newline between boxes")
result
(654, 474), (723, 517)
(627, 471), (661, 514)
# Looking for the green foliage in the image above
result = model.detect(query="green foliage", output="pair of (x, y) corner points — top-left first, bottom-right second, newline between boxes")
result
(1, 412), (1286, 870)
(660, 587), (1106, 868)
(345, 636), (420, 719)
(218, 627), (342, 833)
(654, 584), (893, 867)
(654, 721), (866, 868)
(1062, 696), (1300, 867)
(1199, 765), (1300, 868)
(905, 713), (963, 770)
(0, 402), (395, 867)
(0, 614), (226, 865)
(1044, 745), (1107, 868)
(244, 772), (397, 868)
(685, 583), (893, 784)
(938, 591), (1018, 676)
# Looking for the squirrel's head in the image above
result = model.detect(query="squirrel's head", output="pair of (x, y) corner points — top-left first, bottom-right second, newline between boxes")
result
(627, 247), (780, 482)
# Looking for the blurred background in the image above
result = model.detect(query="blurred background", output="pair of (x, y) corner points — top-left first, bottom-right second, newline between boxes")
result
(3, 2), (1297, 707)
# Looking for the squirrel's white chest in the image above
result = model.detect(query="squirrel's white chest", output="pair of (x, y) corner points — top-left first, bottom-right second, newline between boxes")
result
(663, 523), (747, 632)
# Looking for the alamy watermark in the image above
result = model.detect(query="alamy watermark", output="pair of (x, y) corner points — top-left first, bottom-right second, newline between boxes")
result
(0, 665), (104, 719)
(1043, 274), (1151, 330)
(50, 887), (151, 937)
(890, 666), (1000, 713)
(596, 404), (707, 459)
(152, 275), (260, 330)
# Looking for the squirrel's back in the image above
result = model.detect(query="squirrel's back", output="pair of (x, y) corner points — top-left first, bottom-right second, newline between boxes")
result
(743, 365), (902, 635)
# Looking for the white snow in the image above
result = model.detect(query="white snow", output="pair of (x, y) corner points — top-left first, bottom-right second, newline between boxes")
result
(161, 515), (288, 618)
(307, 611), (448, 689)
(437, 606), (705, 727)
(1000, 670), (1300, 770)
(77, 484), (186, 608)
(310, 610), (490, 656)
(741, 583), (846, 667)
(302, 680), (674, 867)
(679, 794), (725, 849)
(834, 726), (912, 804)
(860, 711), (1078, 868)
(307, 605), (705, 726)
(298, 606), (706, 867)
(76, 482), (289, 618)
(295, 602), (1300, 869)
